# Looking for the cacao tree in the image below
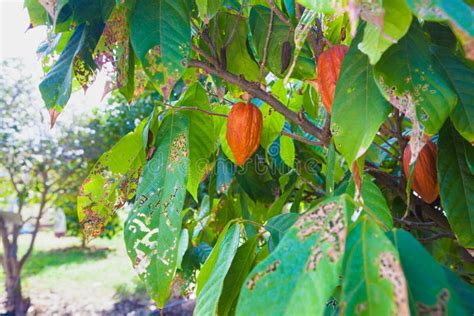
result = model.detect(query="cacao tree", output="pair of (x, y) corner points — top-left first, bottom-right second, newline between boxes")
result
(23, 0), (474, 314)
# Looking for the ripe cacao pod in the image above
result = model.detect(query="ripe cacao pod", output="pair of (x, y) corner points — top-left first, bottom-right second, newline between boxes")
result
(316, 45), (349, 114)
(226, 102), (263, 166)
(403, 141), (439, 204)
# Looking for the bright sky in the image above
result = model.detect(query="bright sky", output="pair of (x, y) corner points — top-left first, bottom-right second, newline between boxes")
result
(0, 0), (108, 123)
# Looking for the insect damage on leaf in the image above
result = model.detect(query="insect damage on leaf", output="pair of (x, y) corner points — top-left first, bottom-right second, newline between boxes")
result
(168, 133), (188, 170)
(378, 77), (426, 164)
(246, 260), (281, 290)
(305, 202), (346, 271)
(379, 252), (410, 316)
(416, 288), (449, 315)
(80, 208), (107, 240)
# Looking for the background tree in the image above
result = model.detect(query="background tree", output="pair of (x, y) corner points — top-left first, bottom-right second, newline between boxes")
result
(19, 0), (474, 315)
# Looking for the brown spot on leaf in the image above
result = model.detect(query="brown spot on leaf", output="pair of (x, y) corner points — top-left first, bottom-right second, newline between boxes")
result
(379, 252), (409, 316)
(246, 260), (280, 290)
(416, 289), (449, 316)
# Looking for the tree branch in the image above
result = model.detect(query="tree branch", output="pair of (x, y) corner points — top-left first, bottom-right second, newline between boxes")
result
(281, 131), (323, 146)
(267, 0), (292, 27)
(189, 59), (330, 144)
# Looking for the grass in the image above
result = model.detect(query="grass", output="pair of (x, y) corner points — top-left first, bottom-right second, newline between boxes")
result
(0, 230), (144, 312)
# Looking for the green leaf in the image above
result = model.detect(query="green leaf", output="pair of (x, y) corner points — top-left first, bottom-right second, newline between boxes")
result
(332, 26), (391, 165)
(249, 5), (316, 80)
(438, 120), (474, 248)
(374, 20), (458, 136)
(39, 24), (87, 111)
(236, 196), (351, 315)
(177, 83), (215, 201)
(296, 0), (343, 14)
(218, 235), (259, 315)
(265, 213), (299, 251)
(196, 0), (223, 21)
(280, 135), (295, 168)
(341, 216), (409, 315)
(325, 142), (336, 195)
(124, 113), (189, 307)
(346, 178), (393, 230)
(213, 12), (260, 82)
(406, 0), (474, 57)
(78, 120), (146, 239)
(195, 223), (241, 315)
(432, 46), (474, 143)
(24, 0), (49, 27)
(260, 104), (285, 151)
(130, 0), (191, 88)
(358, 0), (412, 65)
(388, 229), (474, 315)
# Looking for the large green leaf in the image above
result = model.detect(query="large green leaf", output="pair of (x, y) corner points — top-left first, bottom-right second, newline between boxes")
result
(374, 20), (458, 136)
(406, 0), (474, 58)
(260, 103), (285, 151)
(432, 46), (474, 143)
(24, 0), (49, 27)
(218, 235), (259, 315)
(130, 0), (191, 88)
(196, 0), (223, 21)
(236, 195), (351, 315)
(176, 83), (215, 201)
(358, 0), (412, 65)
(124, 113), (189, 307)
(389, 229), (474, 315)
(78, 120), (146, 239)
(332, 26), (391, 165)
(249, 5), (316, 80)
(346, 178), (393, 230)
(212, 12), (260, 82)
(39, 24), (87, 111)
(438, 120), (474, 248)
(195, 223), (241, 315)
(341, 216), (409, 315)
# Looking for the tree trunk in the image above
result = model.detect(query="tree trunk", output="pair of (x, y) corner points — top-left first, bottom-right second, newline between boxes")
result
(0, 222), (30, 315)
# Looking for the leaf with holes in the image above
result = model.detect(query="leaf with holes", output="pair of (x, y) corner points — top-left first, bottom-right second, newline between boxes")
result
(432, 46), (474, 144)
(374, 20), (457, 136)
(332, 25), (391, 165)
(176, 82), (215, 201)
(130, 0), (191, 91)
(341, 215), (409, 315)
(236, 195), (351, 315)
(78, 119), (146, 240)
(388, 229), (474, 315)
(438, 120), (474, 248)
(124, 113), (189, 308)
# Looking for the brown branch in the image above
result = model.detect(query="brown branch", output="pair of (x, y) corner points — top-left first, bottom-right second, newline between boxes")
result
(281, 131), (323, 146)
(267, 0), (292, 27)
(419, 232), (455, 243)
(192, 45), (219, 66)
(189, 59), (330, 144)
(172, 106), (229, 118)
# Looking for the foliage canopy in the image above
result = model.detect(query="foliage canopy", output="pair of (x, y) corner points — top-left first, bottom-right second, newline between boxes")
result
(25, 0), (474, 314)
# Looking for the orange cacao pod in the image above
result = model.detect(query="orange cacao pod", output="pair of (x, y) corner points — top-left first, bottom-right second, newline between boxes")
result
(316, 45), (349, 114)
(403, 141), (439, 204)
(226, 102), (263, 166)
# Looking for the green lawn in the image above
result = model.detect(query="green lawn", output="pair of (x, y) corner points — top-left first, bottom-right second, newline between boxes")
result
(0, 231), (148, 313)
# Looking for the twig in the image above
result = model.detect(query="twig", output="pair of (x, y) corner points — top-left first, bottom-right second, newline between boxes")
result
(373, 142), (398, 160)
(171, 106), (229, 118)
(192, 45), (219, 65)
(189, 59), (330, 144)
(281, 130), (323, 146)
(267, 0), (292, 27)
(419, 232), (455, 243)
(259, 9), (274, 84)
(394, 218), (437, 228)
